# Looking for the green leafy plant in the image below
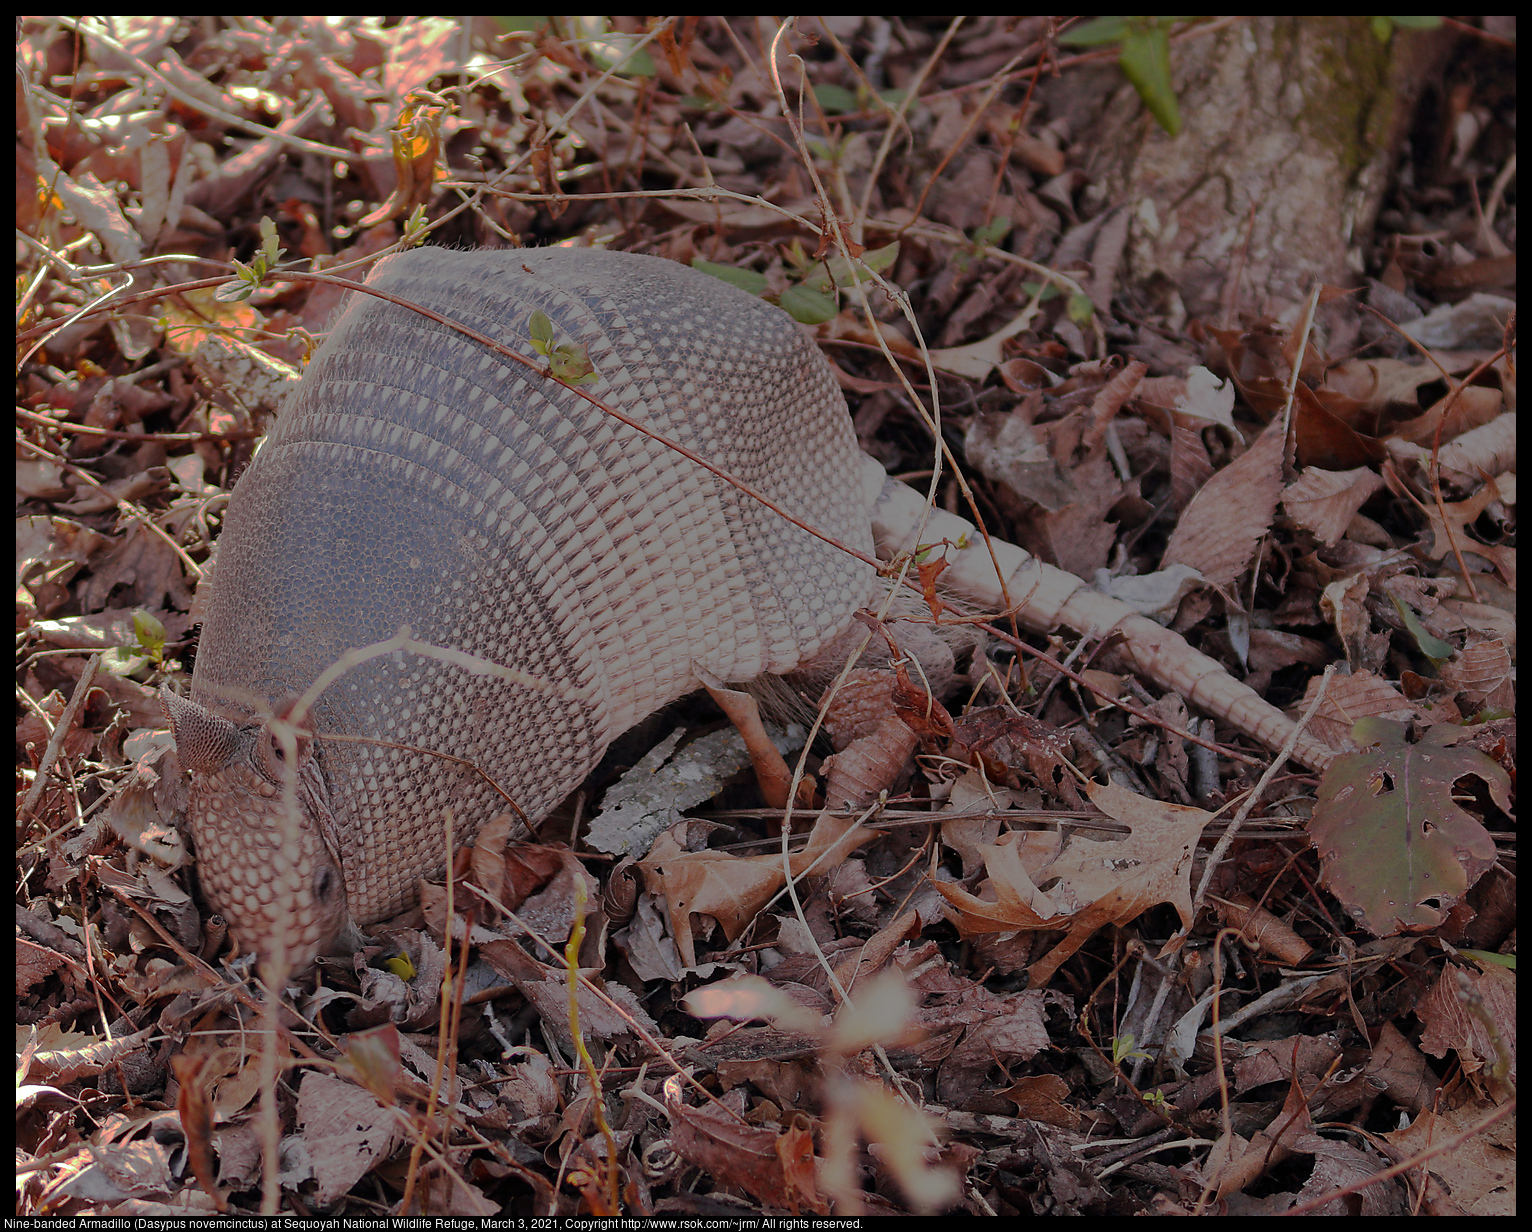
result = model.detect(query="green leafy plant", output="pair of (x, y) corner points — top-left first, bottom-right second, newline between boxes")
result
(216, 216), (286, 303)
(1111, 1032), (1151, 1066)
(528, 309), (597, 384)
(1457, 947), (1515, 972)
(102, 609), (166, 677)
(1059, 16), (1195, 137)
(1370, 15), (1443, 41)
(1387, 592), (1455, 666)
(693, 240), (899, 326)
(954, 217), (1011, 273)
(500, 17), (656, 76)
(812, 81), (907, 116)
(131, 609), (166, 666)
(689, 259), (768, 297)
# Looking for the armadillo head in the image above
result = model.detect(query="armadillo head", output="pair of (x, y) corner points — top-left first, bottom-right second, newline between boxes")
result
(161, 686), (350, 973)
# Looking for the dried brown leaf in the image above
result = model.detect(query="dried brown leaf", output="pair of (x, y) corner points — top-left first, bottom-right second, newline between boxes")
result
(937, 780), (1211, 985)
(1416, 960), (1516, 1084)
(1162, 419), (1285, 586)
(1282, 465), (1385, 546)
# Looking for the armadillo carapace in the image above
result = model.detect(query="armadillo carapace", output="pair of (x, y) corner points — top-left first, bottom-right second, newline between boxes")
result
(165, 247), (877, 968)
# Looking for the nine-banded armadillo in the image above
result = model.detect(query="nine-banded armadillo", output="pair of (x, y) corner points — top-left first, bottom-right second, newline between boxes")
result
(163, 245), (1332, 972)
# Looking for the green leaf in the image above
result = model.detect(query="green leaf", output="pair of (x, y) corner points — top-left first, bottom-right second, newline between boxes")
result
(257, 216), (284, 268)
(815, 82), (906, 116)
(1388, 593), (1456, 664)
(1111, 1032), (1150, 1064)
(806, 132), (856, 165)
(527, 310), (596, 383)
(971, 218), (1011, 249)
(781, 240), (812, 274)
(777, 284), (839, 325)
(1373, 15), (1444, 40)
(1119, 23), (1181, 136)
(824, 241), (901, 288)
(100, 645), (149, 677)
(215, 232), (285, 303)
(400, 203), (431, 245)
(586, 37), (656, 77)
(383, 951), (417, 980)
(505, 18), (658, 76)
(133, 609), (166, 665)
(528, 308), (555, 357)
(1059, 16), (1129, 46)
(549, 343), (596, 385)
(690, 259), (769, 297)
(498, 17), (552, 35)
(1067, 292), (1096, 324)
(1458, 948), (1515, 971)
(802, 264), (835, 294)
(812, 83), (859, 114)
(864, 240), (900, 275)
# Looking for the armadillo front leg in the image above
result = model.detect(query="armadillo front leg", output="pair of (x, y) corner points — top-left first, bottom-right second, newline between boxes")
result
(864, 456), (1335, 771)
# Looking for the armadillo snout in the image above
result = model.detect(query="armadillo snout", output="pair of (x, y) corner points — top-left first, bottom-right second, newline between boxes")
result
(162, 687), (350, 971)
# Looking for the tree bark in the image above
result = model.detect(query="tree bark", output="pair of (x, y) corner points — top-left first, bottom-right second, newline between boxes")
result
(1043, 17), (1458, 323)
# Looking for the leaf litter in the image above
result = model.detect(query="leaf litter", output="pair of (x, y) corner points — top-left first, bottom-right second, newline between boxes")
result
(17, 15), (1515, 1219)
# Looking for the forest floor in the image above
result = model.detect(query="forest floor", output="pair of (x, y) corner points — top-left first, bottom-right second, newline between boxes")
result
(17, 16), (1516, 1218)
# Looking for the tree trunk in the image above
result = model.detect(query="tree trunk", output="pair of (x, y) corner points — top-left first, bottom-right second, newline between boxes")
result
(1043, 16), (1458, 323)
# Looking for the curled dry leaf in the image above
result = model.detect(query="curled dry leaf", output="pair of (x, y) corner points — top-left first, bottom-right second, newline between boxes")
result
(1437, 634), (1514, 713)
(663, 1086), (829, 1215)
(951, 706), (1082, 807)
(1211, 894), (1314, 965)
(1282, 466), (1386, 546)
(822, 713), (921, 812)
(700, 672), (809, 810)
(640, 807), (875, 968)
(937, 779), (1212, 986)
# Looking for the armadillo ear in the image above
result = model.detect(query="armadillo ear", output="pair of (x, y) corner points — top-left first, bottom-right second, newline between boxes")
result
(160, 685), (242, 776)
(254, 696), (314, 782)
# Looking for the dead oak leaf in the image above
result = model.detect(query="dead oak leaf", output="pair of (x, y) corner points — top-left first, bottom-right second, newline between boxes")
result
(936, 781), (1213, 986)
(640, 811), (872, 968)
(1420, 478), (1516, 588)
